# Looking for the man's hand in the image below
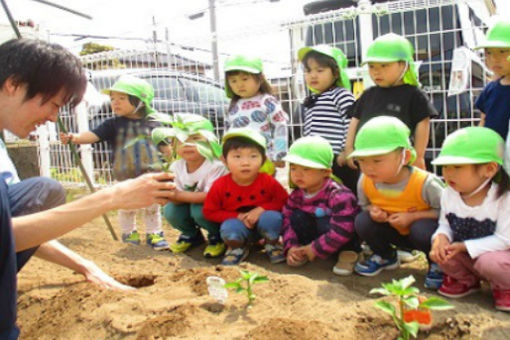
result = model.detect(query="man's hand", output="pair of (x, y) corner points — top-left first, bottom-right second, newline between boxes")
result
(430, 234), (451, 264)
(369, 205), (388, 223)
(81, 260), (135, 290)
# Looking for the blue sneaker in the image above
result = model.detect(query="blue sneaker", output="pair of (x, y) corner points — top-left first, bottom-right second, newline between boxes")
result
(354, 254), (400, 276)
(221, 247), (249, 266)
(146, 232), (170, 251)
(424, 262), (444, 290)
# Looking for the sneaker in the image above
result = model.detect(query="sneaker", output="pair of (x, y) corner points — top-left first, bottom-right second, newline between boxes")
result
(424, 262), (444, 290)
(397, 249), (421, 263)
(438, 275), (480, 298)
(169, 233), (205, 253)
(265, 243), (285, 264)
(221, 247), (249, 266)
(146, 232), (170, 251)
(122, 230), (141, 245)
(203, 236), (226, 258)
(493, 289), (510, 312)
(333, 250), (359, 276)
(354, 254), (400, 277)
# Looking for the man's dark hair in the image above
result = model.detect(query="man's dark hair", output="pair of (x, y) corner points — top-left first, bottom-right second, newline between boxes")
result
(222, 136), (266, 162)
(0, 39), (87, 108)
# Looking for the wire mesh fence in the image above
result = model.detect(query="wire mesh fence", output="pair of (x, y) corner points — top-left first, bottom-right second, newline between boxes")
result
(43, 0), (490, 187)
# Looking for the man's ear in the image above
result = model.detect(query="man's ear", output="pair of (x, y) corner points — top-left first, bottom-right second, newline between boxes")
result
(3, 76), (21, 95)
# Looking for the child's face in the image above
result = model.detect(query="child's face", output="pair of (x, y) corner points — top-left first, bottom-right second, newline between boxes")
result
(110, 91), (137, 117)
(356, 149), (407, 183)
(176, 134), (207, 163)
(227, 72), (261, 98)
(368, 62), (407, 87)
(290, 164), (330, 193)
(225, 146), (264, 184)
(304, 57), (336, 93)
(484, 48), (510, 78)
(442, 164), (489, 196)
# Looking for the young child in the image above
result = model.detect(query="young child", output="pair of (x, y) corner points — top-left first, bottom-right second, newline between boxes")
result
(430, 127), (510, 312)
(281, 135), (360, 275)
(349, 116), (444, 289)
(343, 33), (438, 171)
(475, 19), (510, 141)
(297, 45), (358, 193)
(224, 55), (289, 175)
(60, 75), (169, 250)
(160, 114), (228, 258)
(203, 128), (289, 265)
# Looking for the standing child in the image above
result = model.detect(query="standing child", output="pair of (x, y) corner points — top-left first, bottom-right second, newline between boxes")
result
(281, 136), (360, 275)
(474, 19), (510, 141)
(349, 116), (444, 289)
(297, 45), (358, 193)
(203, 128), (288, 265)
(430, 127), (510, 312)
(60, 75), (169, 250)
(342, 33), (438, 171)
(224, 55), (289, 175)
(160, 114), (228, 257)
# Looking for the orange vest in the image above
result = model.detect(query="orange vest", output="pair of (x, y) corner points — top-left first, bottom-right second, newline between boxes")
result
(362, 167), (431, 235)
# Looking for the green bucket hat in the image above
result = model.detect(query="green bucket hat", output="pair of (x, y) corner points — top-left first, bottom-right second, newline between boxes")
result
(101, 75), (155, 114)
(363, 33), (420, 87)
(222, 127), (266, 150)
(298, 44), (352, 92)
(432, 127), (504, 166)
(151, 113), (221, 161)
(283, 136), (333, 169)
(348, 116), (416, 163)
(475, 20), (510, 49)
(224, 55), (263, 98)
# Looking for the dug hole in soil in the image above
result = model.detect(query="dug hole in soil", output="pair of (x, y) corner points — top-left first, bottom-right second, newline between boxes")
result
(17, 211), (510, 339)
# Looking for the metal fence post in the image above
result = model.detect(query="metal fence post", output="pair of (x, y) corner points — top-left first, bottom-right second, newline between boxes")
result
(37, 124), (51, 177)
(75, 101), (95, 186)
(357, 0), (374, 88)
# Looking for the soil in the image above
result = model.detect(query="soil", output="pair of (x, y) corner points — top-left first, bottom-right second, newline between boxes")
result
(17, 210), (510, 339)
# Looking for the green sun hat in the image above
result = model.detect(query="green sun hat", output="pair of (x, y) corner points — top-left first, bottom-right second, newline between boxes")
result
(432, 127), (504, 166)
(151, 113), (221, 161)
(101, 75), (155, 114)
(283, 136), (333, 169)
(475, 19), (510, 49)
(298, 44), (352, 92)
(222, 127), (267, 150)
(348, 116), (416, 163)
(224, 55), (263, 98)
(363, 33), (420, 87)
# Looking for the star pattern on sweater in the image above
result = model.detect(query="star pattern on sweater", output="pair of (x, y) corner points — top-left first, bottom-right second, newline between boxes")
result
(446, 213), (497, 242)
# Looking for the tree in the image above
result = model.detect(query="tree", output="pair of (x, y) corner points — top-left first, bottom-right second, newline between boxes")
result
(80, 42), (115, 56)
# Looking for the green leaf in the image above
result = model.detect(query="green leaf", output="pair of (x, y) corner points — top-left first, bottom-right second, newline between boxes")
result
(148, 112), (174, 125)
(252, 276), (269, 284)
(197, 129), (219, 143)
(400, 275), (416, 289)
(248, 273), (259, 285)
(374, 300), (396, 316)
(151, 127), (176, 145)
(401, 287), (420, 297)
(240, 270), (251, 280)
(370, 287), (390, 296)
(420, 296), (455, 310)
(236, 287), (245, 293)
(403, 296), (419, 309)
(224, 282), (241, 290)
(402, 321), (419, 338)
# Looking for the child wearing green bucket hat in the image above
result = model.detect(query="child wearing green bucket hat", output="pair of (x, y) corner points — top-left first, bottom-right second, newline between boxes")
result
(280, 136), (361, 275)
(154, 113), (228, 258)
(343, 33), (437, 171)
(203, 127), (288, 265)
(349, 116), (445, 287)
(474, 19), (510, 141)
(223, 55), (289, 176)
(297, 44), (359, 194)
(60, 75), (170, 251)
(429, 127), (510, 311)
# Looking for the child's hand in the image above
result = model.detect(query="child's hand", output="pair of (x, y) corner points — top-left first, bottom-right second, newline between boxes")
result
(60, 132), (74, 144)
(243, 207), (265, 228)
(412, 156), (426, 170)
(299, 244), (316, 262)
(286, 246), (306, 266)
(445, 242), (467, 261)
(369, 206), (388, 223)
(388, 212), (414, 229)
(336, 153), (347, 167)
(237, 212), (253, 229)
(273, 161), (285, 168)
(430, 234), (450, 264)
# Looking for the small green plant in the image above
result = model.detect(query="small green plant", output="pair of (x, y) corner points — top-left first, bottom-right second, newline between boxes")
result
(224, 270), (269, 306)
(370, 275), (454, 340)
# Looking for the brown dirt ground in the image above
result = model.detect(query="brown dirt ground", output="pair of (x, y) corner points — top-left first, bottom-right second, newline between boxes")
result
(16, 196), (510, 339)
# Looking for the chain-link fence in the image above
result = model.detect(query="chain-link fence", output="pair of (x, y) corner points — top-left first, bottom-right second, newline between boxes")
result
(44, 0), (491, 187)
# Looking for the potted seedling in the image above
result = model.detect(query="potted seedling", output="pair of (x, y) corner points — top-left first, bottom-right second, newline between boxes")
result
(224, 269), (269, 306)
(370, 275), (454, 340)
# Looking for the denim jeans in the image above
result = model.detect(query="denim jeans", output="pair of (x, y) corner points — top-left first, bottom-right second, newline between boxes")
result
(220, 210), (282, 244)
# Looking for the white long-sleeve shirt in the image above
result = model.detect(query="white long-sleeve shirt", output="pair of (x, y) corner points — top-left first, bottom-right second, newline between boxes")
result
(432, 184), (510, 258)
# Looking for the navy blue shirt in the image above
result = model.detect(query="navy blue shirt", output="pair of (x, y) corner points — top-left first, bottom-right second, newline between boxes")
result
(475, 79), (510, 140)
(0, 180), (19, 339)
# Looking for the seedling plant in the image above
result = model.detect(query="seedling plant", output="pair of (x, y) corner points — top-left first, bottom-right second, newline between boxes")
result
(224, 270), (269, 306)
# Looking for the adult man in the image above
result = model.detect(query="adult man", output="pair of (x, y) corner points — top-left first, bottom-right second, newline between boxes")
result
(0, 39), (174, 339)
